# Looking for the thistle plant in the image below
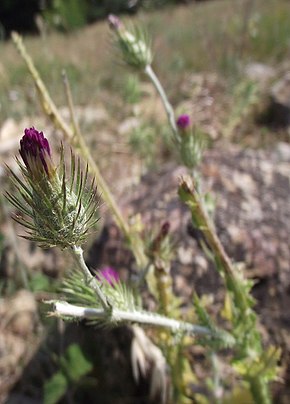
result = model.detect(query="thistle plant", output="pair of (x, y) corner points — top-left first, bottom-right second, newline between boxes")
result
(176, 113), (207, 170)
(6, 128), (232, 342)
(108, 14), (279, 403)
(8, 14), (281, 403)
(108, 16), (206, 173)
(7, 127), (97, 249)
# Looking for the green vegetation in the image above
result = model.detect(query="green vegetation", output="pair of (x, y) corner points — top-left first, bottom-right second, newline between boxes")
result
(0, 0), (289, 402)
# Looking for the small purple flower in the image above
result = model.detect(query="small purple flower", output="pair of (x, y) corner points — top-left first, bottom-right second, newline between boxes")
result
(108, 14), (122, 31)
(176, 114), (191, 131)
(20, 127), (53, 178)
(97, 267), (120, 286)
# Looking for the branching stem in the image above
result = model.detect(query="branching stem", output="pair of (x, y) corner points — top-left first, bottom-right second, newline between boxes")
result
(50, 300), (232, 341)
(70, 245), (110, 311)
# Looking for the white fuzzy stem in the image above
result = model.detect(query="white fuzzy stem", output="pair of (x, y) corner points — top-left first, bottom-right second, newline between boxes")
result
(51, 301), (216, 337)
(71, 245), (110, 311)
(144, 64), (179, 143)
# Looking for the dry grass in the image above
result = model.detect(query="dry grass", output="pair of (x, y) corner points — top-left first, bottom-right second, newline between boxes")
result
(0, 0), (289, 121)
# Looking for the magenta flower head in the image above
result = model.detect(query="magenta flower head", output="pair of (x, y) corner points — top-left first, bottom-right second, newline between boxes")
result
(176, 114), (191, 131)
(6, 126), (99, 248)
(19, 127), (54, 180)
(97, 267), (120, 286)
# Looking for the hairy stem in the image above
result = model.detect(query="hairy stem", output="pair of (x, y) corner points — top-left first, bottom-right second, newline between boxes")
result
(144, 64), (179, 142)
(179, 176), (248, 313)
(71, 245), (110, 311)
(50, 301), (234, 342)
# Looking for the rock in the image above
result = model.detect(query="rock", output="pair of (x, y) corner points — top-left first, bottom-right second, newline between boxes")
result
(118, 117), (141, 135)
(89, 141), (290, 326)
(267, 72), (290, 127)
(59, 105), (109, 125)
(0, 290), (41, 400)
(244, 63), (275, 84)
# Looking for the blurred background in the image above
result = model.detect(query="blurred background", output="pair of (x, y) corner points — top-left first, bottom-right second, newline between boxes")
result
(0, 0), (289, 403)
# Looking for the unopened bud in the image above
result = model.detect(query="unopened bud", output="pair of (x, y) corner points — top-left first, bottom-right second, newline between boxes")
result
(7, 127), (99, 249)
(20, 127), (55, 180)
(176, 114), (191, 133)
(97, 267), (120, 286)
(108, 15), (152, 70)
(108, 14), (122, 31)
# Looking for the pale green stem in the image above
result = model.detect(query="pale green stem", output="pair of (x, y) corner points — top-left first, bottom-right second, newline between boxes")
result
(50, 301), (232, 341)
(70, 245), (110, 311)
(144, 64), (179, 143)
(249, 376), (271, 404)
(210, 351), (222, 403)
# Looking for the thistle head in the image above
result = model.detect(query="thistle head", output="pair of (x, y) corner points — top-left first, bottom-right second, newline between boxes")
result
(19, 127), (55, 180)
(6, 127), (99, 249)
(108, 14), (152, 70)
(176, 114), (191, 132)
(176, 115), (207, 169)
(97, 267), (120, 286)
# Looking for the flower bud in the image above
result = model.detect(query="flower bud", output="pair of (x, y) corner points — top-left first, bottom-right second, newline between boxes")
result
(7, 127), (99, 249)
(108, 14), (152, 70)
(176, 114), (191, 133)
(176, 115), (206, 169)
(20, 127), (55, 180)
(97, 267), (120, 286)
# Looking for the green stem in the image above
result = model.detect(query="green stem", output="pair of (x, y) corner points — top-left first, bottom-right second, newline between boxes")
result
(249, 376), (271, 404)
(144, 64), (179, 143)
(71, 245), (110, 311)
(179, 176), (248, 313)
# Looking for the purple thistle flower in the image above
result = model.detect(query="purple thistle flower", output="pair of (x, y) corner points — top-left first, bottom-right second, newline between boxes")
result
(97, 267), (120, 286)
(20, 127), (53, 178)
(176, 114), (191, 131)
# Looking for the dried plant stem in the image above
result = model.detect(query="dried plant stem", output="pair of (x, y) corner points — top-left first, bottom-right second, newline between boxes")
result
(144, 64), (179, 142)
(179, 176), (272, 404)
(11, 33), (73, 139)
(12, 32), (147, 269)
(71, 245), (110, 311)
(50, 300), (226, 339)
(179, 176), (248, 312)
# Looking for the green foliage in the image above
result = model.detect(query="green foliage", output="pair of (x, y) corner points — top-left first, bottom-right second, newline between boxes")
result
(129, 123), (156, 166)
(121, 74), (142, 104)
(43, 0), (88, 31)
(225, 79), (260, 137)
(44, 343), (93, 404)
(29, 272), (57, 293)
(62, 269), (139, 315)
(179, 126), (207, 169)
